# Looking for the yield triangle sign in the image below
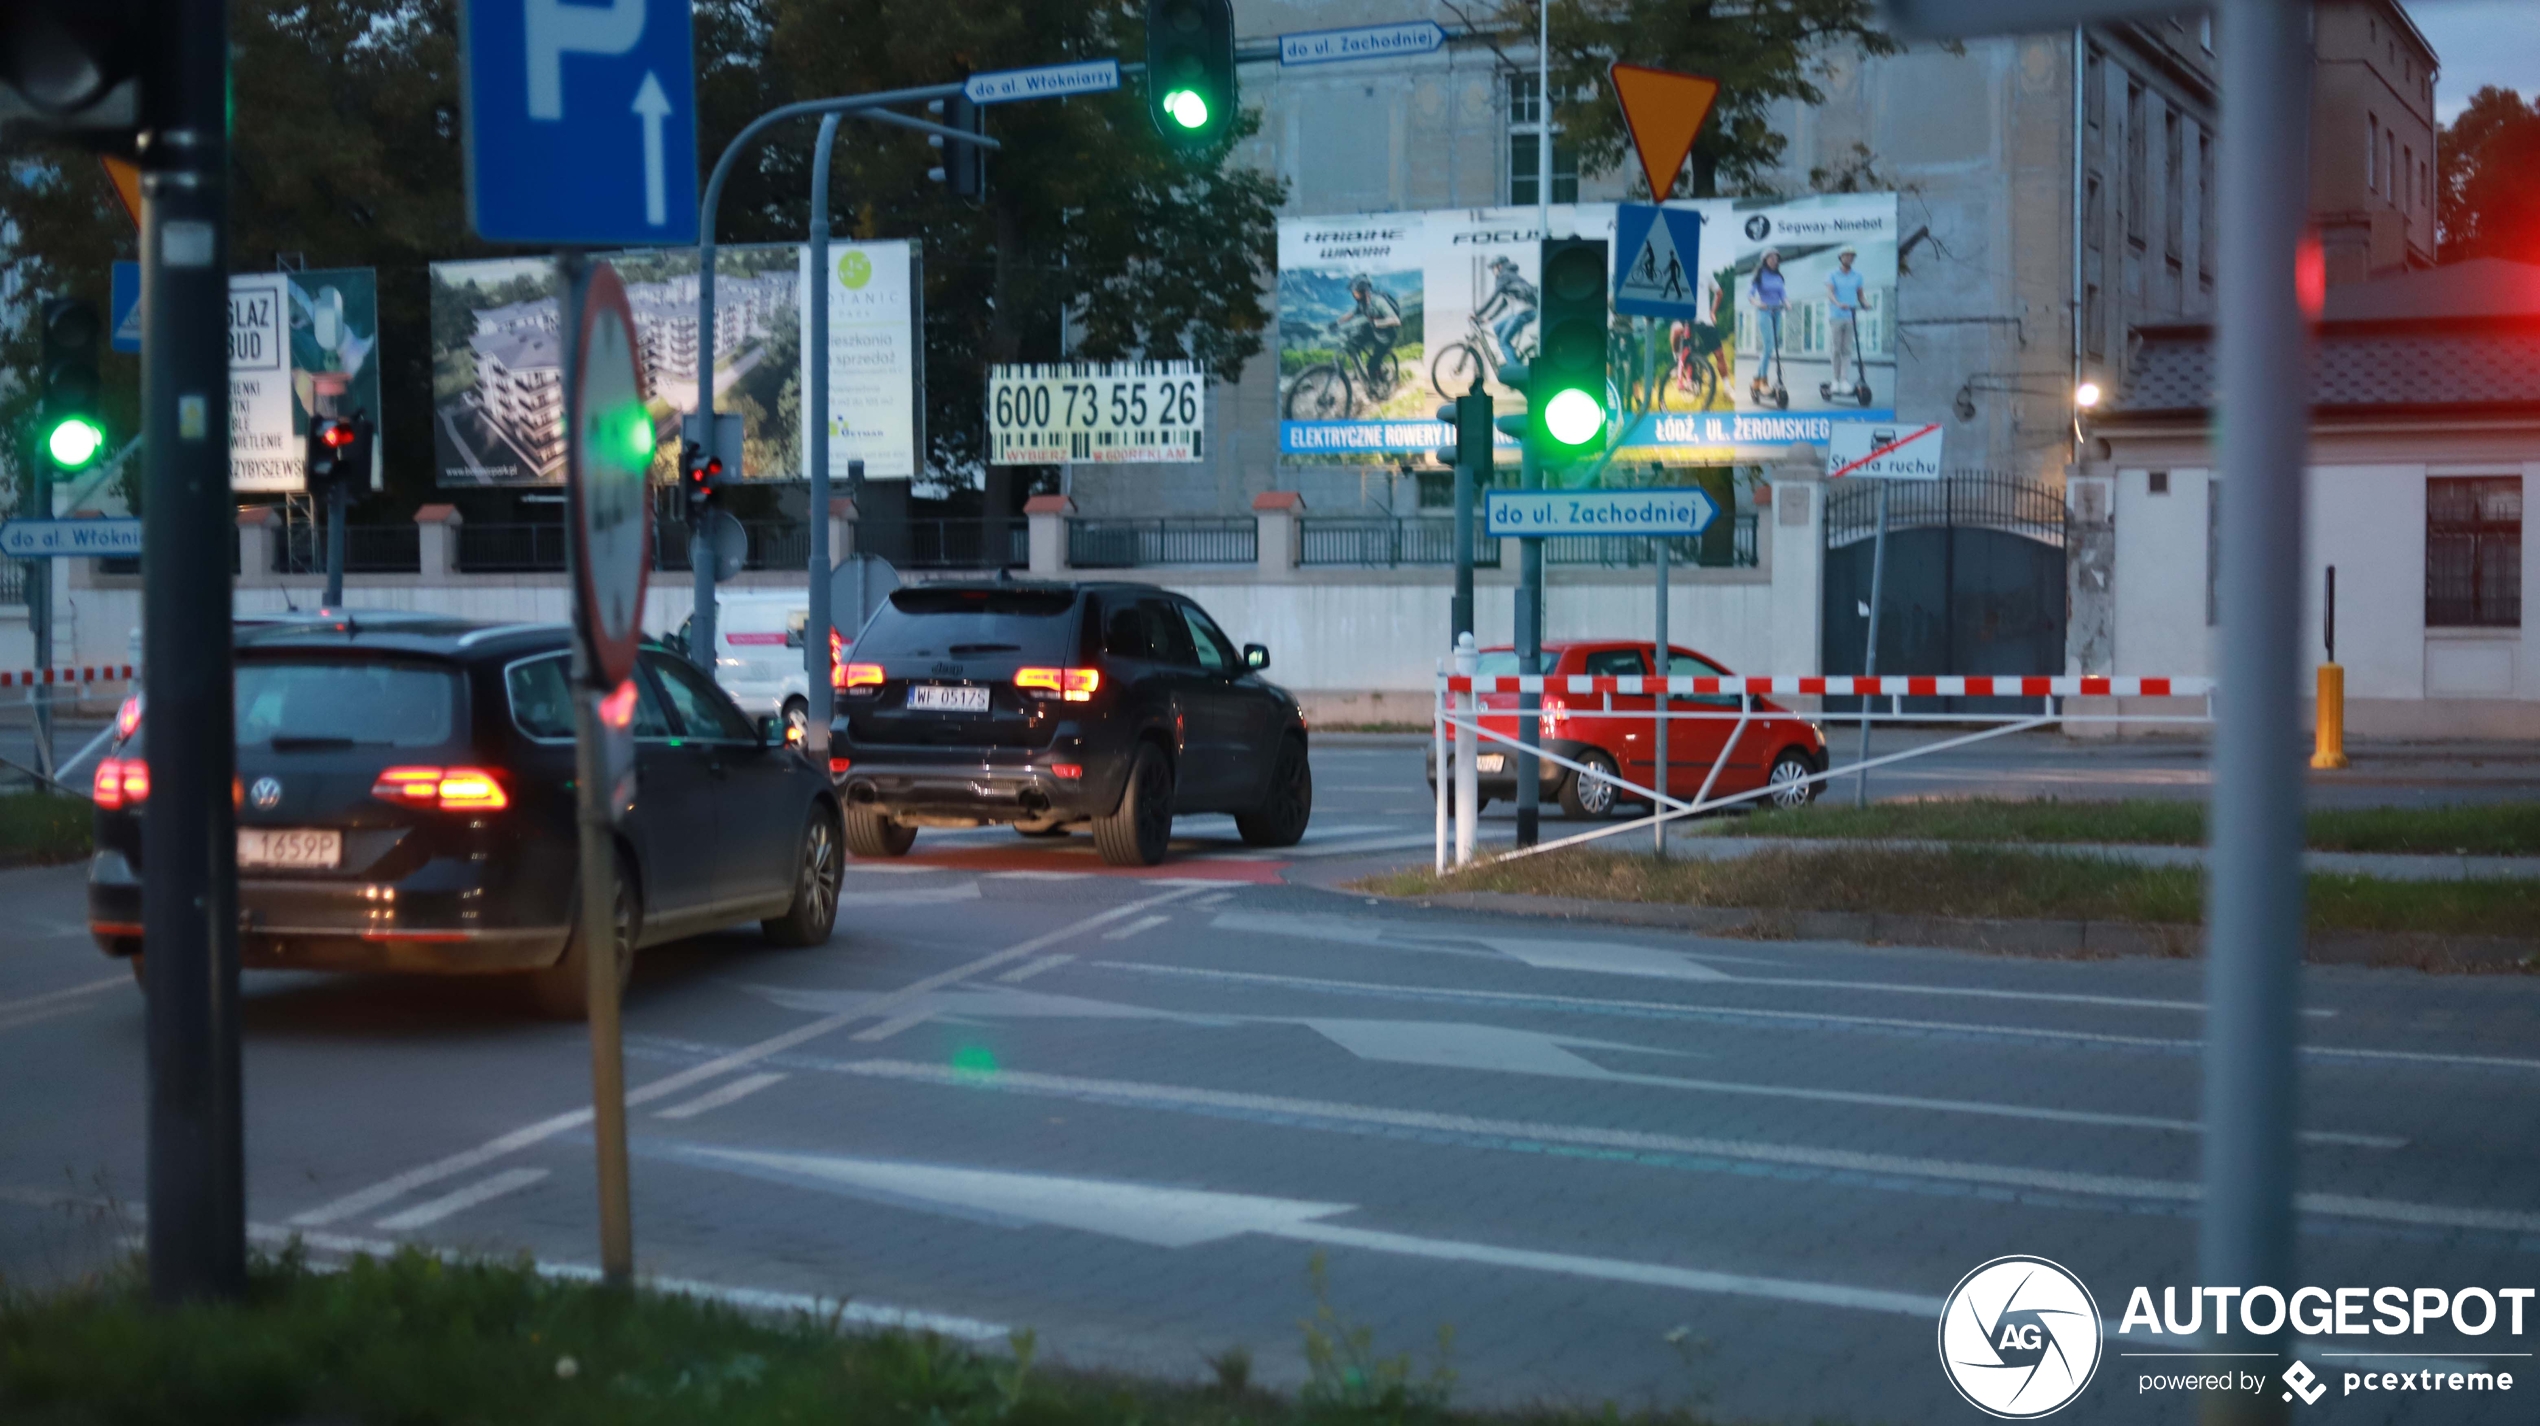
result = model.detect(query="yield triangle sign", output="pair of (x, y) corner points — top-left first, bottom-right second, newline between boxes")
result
(1609, 63), (1721, 204)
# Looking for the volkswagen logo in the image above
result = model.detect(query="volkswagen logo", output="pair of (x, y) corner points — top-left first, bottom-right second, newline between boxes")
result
(1744, 214), (1772, 241)
(1938, 1256), (2102, 1418)
(249, 777), (283, 810)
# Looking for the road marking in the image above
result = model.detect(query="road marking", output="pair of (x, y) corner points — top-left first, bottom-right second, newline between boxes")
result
(655, 1072), (788, 1120)
(287, 884), (1209, 1227)
(374, 1167), (550, 1230)
(668, 1146), (1941, 1318)
(0, 974), (128, 1019)
(820, 1061), (2516, 1233)
(1101, 914), (1171, 942)
(987, 871), (1092, 881)
(997, 954), (1074, 984)
(838, 883), (982, 906)
(843, 864), (950, 876)
(1096, 962), (2526, 1071)
(850, 1008), (937, 1043)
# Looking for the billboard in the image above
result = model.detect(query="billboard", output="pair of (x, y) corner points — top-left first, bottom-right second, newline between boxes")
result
(229, 267), (384, 494)
(1275, 194), (1899, 471)
(428, 242), (919, 486)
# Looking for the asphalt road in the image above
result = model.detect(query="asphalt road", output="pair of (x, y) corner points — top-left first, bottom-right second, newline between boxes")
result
(3, 739), (2536, 1424)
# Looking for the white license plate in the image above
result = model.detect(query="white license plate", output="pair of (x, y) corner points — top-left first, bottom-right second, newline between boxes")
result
(1476, 754), (1507, 773)
(907, 684), (990, 713)
(239, 828), (343, 870)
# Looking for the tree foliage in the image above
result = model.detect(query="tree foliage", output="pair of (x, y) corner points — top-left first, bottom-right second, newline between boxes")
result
(0, 0), (1283, 512)
(1444, 0), (1900, 198)
(2438, 86), (2540, 265)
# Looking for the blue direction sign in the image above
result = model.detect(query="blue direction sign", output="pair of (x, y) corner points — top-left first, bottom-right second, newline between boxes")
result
(461, 0), (699, 245)
(1279, 20), (1447, 66)
(965, 59), (1120, 106)
(1, 518), (144, 559)
(1611, 203), (1705, 321)
(1484, 488), (1717, 539)
(109, 261), (141, 353)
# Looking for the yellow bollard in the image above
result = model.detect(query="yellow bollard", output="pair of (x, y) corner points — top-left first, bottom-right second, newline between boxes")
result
(2310, 662), (2349, 769)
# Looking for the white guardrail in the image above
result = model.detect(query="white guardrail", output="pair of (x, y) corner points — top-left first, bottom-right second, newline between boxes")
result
(1430, 652), (2216, 870)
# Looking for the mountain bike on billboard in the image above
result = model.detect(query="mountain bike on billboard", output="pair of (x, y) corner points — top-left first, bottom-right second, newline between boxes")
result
(1430, 309), (1536, 399)
(1283, 321), (1405, 419)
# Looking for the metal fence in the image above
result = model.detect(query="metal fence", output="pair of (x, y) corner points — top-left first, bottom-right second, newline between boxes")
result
(858, 517), (1029, 571)
(456, 522), (572, 573)
(275, 522), (422, 574)
(1824, 472), (2066, 549)
(1067, 517), (1257, 568)
(1544, 514), (1758, 569)
(1299, 517), (1502, 568)
(0, 561), (24, 605)
(656, 519), (811, 573)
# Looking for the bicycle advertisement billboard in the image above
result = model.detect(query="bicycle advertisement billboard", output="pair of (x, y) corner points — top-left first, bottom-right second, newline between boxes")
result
(1274, 194), (1898, 473)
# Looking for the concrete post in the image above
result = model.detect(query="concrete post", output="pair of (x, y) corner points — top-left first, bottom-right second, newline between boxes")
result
(2066, 463), (2116, 676)
(1024, 493), (1072, 576)
(413, 503), (462, 581)
(234, 508), (278, 588)
(1253, 490), (1303, 574)
(1766, 445), (1827, 678)
(829, 495), (857, 563)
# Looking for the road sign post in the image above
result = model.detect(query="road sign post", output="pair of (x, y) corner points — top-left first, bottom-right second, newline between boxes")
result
(562, 256), (654, 1287)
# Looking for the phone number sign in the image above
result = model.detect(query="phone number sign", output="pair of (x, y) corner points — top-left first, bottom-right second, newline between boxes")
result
(988, 361), (1206, 464)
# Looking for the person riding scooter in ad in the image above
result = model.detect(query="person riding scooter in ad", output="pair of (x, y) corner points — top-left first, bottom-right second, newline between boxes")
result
(1748, 248), (1791, 410)
(1822, 246), (1874, 407)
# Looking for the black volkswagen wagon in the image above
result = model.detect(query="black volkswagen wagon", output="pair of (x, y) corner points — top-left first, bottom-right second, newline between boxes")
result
(829, 581), (1311, 866)
(89, 617), (842, 1016)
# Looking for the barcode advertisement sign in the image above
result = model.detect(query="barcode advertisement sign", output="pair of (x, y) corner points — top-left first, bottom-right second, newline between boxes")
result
(989, 361), (1205, 464)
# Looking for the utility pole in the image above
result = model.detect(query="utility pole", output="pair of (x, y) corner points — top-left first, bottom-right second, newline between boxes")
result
(1513, 444), (1544, 848)
(141, 0), (247, 1302)
(805, 113), (841, 758)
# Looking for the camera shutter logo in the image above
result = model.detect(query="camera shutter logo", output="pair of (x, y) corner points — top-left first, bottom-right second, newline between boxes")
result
(250, 777), (283, 810)
(1937, 1256), (2102, 1418)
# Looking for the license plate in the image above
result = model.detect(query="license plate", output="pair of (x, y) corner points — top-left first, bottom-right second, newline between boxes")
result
(239, 828), (342, 870)
(907, 684), (990, 713)
(1476, 754), (1507, 773)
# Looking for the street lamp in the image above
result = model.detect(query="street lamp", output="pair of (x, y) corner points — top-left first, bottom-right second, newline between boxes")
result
(2074, 379), (2104, 410)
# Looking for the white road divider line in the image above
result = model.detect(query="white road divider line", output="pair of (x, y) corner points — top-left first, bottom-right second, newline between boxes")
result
(987, 871), (1092, 881)
(996, 954), (1075, 984)
(655, 1072), (788, 1121)
(0, 974), (128, 1018)
(286, 884), (1209, 1228)
(1101, 915), (1171, 942)
(850, 1009), (938, 1044)
(826, 1061), (2523, 1234)
(375, 1168), (550, 1230)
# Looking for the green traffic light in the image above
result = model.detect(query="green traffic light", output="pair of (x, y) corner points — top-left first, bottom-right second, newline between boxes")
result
(45, 416), (107, 470)
(622, 409), (657, 464)
(1162, 87), (1210, 130)
(1543, 387), (1604, 448)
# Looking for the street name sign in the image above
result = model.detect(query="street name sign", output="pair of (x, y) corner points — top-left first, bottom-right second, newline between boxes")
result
(0, 518), (143, 559)
(1612, 203), (1705, 321)
(1827, 421), (1943, 480)
(1485, 488), (1718, 538)
(1279, 21), (1446, 67)
(965, 60), (1120, 106)
(461, 0), (700, 245)
(566, 261), (654, 687)
(989, 361), (1206, 464)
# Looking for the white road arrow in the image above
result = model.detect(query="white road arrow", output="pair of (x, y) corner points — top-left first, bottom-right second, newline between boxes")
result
(632, 72), (671, 226)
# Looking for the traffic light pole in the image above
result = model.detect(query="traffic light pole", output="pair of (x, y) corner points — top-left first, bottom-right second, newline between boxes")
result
(141, 0), (246, 1303)
(28, 461), (52, 787)
(804, 113), (841, 756)
(1513, 445), (1544, 849)
(687, 84), (999, 678)
(323, 479), (347, 607)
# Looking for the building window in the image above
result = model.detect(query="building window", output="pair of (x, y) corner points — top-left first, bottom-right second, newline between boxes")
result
(2125, 82), (2147, 246)
(2149, 470), (2169, 495)
(2200, 15), (2213, 52)
(2196, 128), (2215, 283)
(2427, 478), (2523, 628)
(2164, 109), (2183, 256)
(2085, 173), (2104, 249)
(2367, 113), (2380, 192)
(2386, 130), (2398, 208)
(2403, 144), (2415, 210)
(1507, 72), (1577, 206)
(2086, 48), (2104, 131)
(2084, 282), (2103, 359)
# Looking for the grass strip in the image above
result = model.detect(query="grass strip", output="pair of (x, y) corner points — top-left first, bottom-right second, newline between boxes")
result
(1364, 844), (2540, 941)
(1, 1247), (1723, 1426)
(0, 791), (91, 866)
(1693, 797), (2540, 857)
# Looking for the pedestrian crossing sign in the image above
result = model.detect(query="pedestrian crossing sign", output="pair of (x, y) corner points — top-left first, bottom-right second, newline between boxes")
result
(1612, 203), (1704, 321)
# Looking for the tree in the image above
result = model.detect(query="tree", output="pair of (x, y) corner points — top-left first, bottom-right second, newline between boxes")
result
(1443, 0), (1901, 198)
(2438, 86), (2540, 264)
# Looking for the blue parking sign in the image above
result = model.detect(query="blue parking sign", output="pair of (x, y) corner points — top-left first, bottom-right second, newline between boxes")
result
(460, 0), (700, 246)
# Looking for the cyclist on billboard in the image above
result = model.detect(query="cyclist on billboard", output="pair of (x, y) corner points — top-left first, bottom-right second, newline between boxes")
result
(1475, 255), (1538, 366)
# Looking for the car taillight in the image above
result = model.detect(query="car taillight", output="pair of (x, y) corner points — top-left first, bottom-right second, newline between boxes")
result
(1050, 763), (1084, 779)
(372, 766), (510, 812)
(115, 694), (143, 739)
(94, 757), (148, 809)
(836, 661), (883, 692)
(1015, 667), (1100, 702)
(828, 757), (852, 777)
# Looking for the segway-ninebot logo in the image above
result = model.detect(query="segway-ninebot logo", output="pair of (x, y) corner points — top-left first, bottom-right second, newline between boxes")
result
(1744, 214), (1772, 241)
(1939, 1256), (2103, 1418)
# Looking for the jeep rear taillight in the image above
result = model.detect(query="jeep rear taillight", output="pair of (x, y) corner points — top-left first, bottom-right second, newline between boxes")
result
(836, 662), (883, 692)
(93, 757), (148, 809)
(1015, 667), (1100, 702)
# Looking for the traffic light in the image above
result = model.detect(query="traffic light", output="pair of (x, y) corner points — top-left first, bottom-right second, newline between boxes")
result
(39, 297), (106, 472)
(304, 415), (358, 491)
(1532, 238), (1610, 456)
(1432, 385), (1496, 471)
(1144, 0), (1234, 148)
(0, 1), (148, 144)
(680, 441), (723, 521)
(928, 92), (985, 201)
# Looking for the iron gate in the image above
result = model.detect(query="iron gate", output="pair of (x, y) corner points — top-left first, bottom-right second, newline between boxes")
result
(1821, 473), (2067, 713)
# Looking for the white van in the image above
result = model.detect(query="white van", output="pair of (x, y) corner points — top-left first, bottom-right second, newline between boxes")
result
(679, 591), (811, 736)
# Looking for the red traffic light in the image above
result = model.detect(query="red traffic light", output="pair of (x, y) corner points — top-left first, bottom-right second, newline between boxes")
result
(319, 421), (356, 448)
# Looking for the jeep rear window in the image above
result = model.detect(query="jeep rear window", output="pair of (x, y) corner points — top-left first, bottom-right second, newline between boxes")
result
(854, 587), (1081, 661)
(235, 659), (460, 748)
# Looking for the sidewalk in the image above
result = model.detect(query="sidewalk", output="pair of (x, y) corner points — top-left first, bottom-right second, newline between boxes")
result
(1661, 834), (2540, 882)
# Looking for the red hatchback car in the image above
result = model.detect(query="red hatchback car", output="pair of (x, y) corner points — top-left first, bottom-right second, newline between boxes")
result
(1435, 640), (1827, 818)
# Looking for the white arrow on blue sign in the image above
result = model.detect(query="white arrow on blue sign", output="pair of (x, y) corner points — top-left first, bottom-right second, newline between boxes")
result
(965, 60), (1120, 106)
(460, 0), (700, 245)
(1279, 20), (1447, 66)
(1, 519), (144, 559)
(1484, 488), (1718, 538)
(1612, 203), (1706, 321)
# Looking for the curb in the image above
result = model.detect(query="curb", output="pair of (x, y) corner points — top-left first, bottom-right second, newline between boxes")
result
(1381, 889), (2540, 974)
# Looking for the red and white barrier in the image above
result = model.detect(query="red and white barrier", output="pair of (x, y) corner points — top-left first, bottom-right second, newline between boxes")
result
(1445, 673), (2210, 698)
(0, 665), (138, 689)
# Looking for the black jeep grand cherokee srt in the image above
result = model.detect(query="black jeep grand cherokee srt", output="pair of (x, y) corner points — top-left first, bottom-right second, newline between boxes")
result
(829, 581), (1311, 866)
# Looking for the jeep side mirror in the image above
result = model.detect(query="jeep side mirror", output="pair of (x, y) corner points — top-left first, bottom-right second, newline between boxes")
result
(1244, 643), (1270, 671)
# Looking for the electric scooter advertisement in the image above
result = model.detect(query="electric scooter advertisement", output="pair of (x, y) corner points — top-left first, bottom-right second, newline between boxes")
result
(1274, 193), (1898, 470)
